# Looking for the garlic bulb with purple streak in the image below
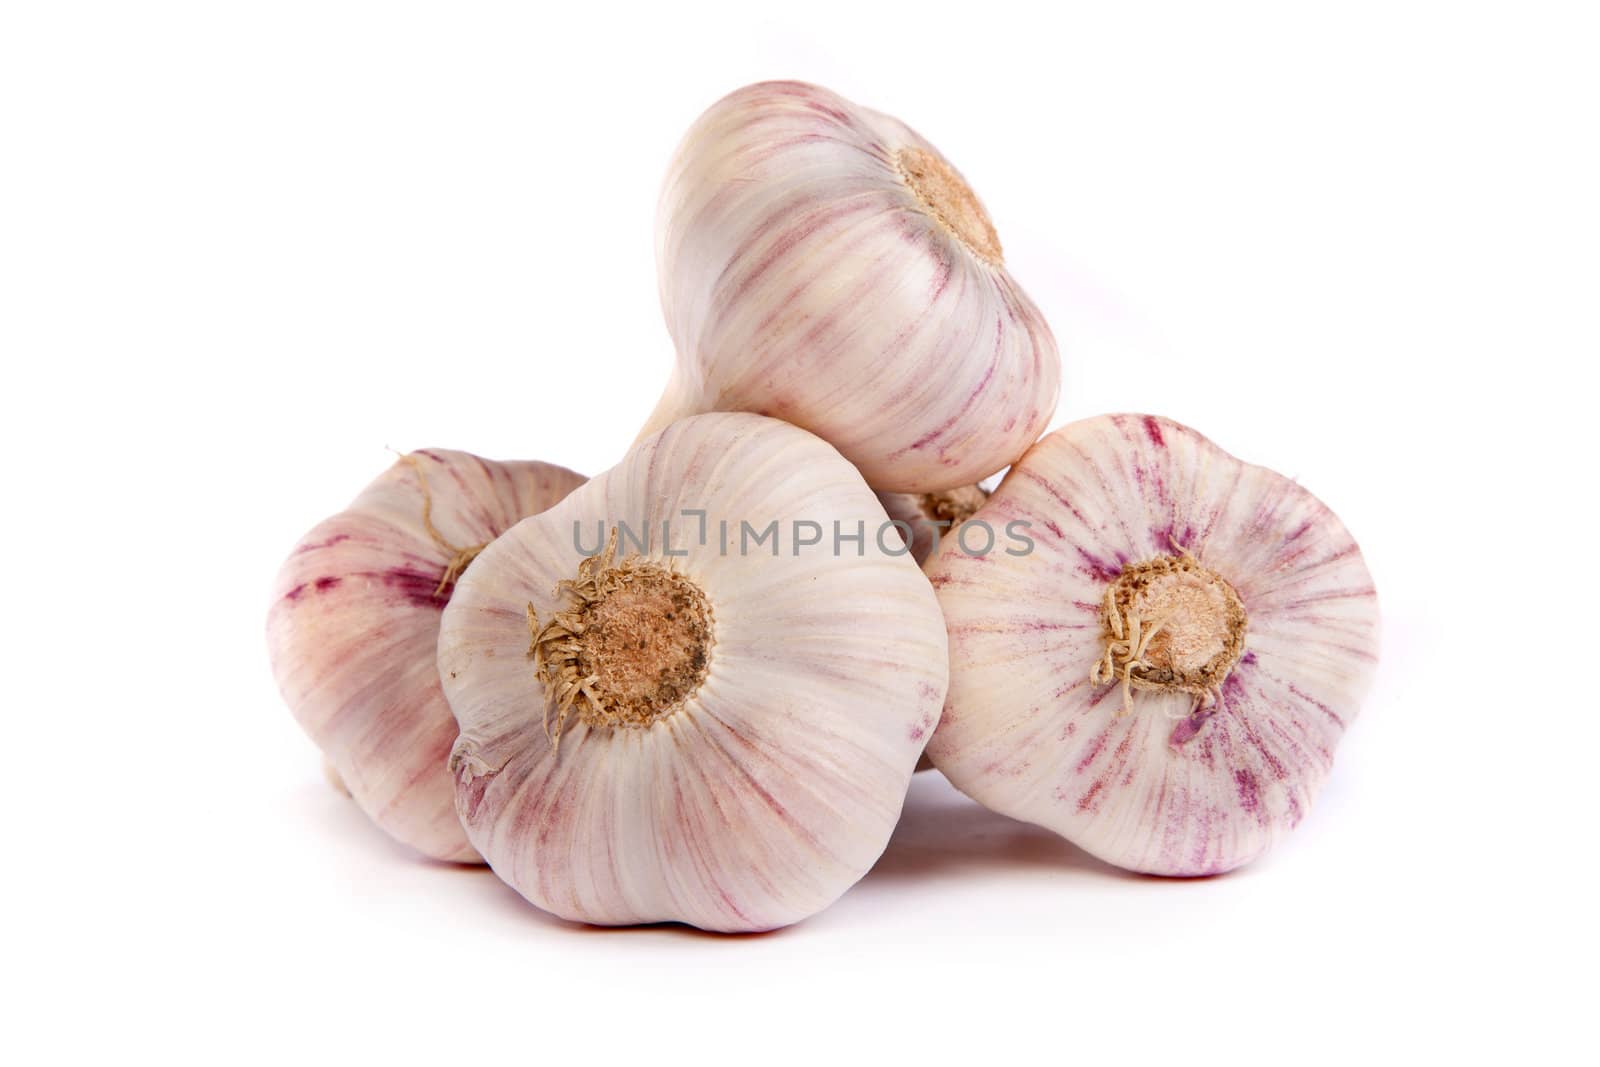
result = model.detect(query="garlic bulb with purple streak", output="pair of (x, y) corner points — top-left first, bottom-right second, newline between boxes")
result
(925, 415), (1379, 875)
(874, 485), (991, 775)
(646, 80), (1059, 493)
(876, 484), (991, 567)
(438, 413), (948, 931)
(268, 450), (584, 862)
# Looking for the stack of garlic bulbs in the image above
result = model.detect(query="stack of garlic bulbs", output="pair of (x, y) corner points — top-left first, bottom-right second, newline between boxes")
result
(268, 81), (1378, 932)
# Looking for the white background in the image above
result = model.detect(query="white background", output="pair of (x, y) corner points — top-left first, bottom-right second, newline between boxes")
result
(3, 1), (1595, 1063)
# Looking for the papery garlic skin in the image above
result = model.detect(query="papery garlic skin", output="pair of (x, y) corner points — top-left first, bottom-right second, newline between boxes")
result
(926, 415), (1379, 876)
(268, 450), (584, 862)
(649, 81), (1059, 493)
(439, 414), (948, 931)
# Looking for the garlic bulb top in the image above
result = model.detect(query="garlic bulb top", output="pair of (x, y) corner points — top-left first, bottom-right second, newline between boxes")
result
(268, 450), (584, 862)
(926, 415), (1379, 876)
(649, 81), (1059, 494)
(438, 413), (949, 931)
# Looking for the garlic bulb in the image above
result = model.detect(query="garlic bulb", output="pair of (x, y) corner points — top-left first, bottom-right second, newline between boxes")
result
(876, 484), (991, 567)
(926, 415), (1379, 875)
(268, 450), (584, 862)
(647, 80), (1059, 493)
(438, 413), (948, 931)
(874, 485), (989, 774)
(880, 486), (982, 777)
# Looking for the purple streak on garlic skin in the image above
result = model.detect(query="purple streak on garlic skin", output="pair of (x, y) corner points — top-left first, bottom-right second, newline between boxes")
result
(440, 414), (949, 931)
(268, 451), (585, 863)
(925, 414), (1379, 876)
(649, 81), (1059, 493)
